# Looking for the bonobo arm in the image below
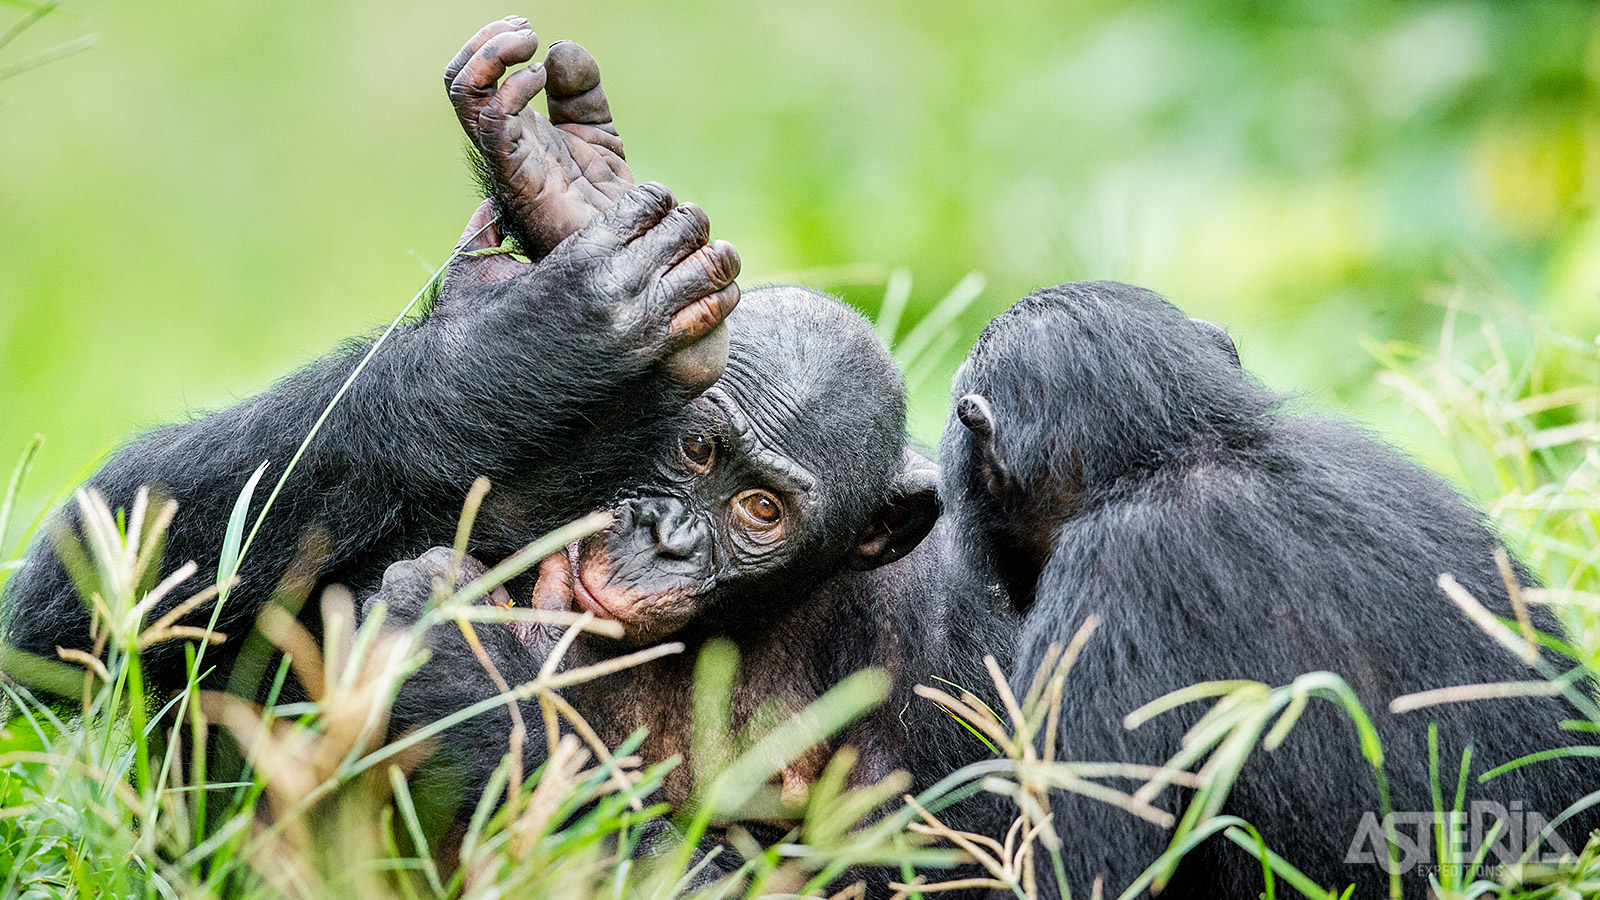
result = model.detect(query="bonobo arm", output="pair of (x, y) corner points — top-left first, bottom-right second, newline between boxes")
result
(365, 548), (552, 820)
(367, 547), (743, 884)
(2, 184), (740, 691)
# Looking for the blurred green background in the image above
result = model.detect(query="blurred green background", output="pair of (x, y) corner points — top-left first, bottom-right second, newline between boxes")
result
(3, 0), (1600, 546)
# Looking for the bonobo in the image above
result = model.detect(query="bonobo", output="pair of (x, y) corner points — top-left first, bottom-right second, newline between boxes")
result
(363, 17), (1013, 849)
(372, 284), (973, 814)
(2, 183), (740, 690)
(939, 281), (1597, 897)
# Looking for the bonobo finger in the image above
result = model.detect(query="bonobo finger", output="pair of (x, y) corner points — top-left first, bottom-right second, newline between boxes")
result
(444, 17), (526, 88)
(544, 41), (617, 133)
(455, 198), (504, 253)
(556, 120), (626, 160)
(439, 200), (528, 293)
(660, 240), (741, 305)
(529, 550), (573, 611)
(631, 202), (711, 270)
(664, 319), (729, 394)
(370, 546), (500, 625)
(593, 181), (676, 243)
(668, 282), (741, 346)
(449, 27), (539, 133)
(482, 64), (548, 143)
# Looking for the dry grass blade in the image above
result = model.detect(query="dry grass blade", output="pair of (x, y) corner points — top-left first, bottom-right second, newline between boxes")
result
(54, 646), (108, 682)
(1494, 547), (1541, 664)
(890, 877), (1008, 895)
(541, 642), (685, 692)
(1389, 679), (1565, 714)
(255, 604), (326, 700)
(509, 733), (590, 858)
(139, 579), (234, 649)
(539, 689), (645, 810)
(128, 559), (199, 625)
(1019, 643), (1065, 715)
(913, 684), (1017, 756)
(903, 794), (1004, 874)
(985, 655), (1027, 740)
(455, 616), (529, 807)
(448, 476), (493, 588)
(1439, 573), (1535, 662)
(132, 496), (178, 590)
(996, 768), (1176, 828)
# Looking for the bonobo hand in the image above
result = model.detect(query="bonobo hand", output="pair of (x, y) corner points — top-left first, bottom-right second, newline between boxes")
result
(447, 16), (633, 260)
(438, 182), (740, 386)
(363, 547), (509, 629)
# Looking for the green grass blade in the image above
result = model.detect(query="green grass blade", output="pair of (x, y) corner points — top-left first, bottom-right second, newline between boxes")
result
(0, 433), (42, 560)
(217, 460), (268, 594)
(389, 765), (445, 895)
(0, 0), (56, 49)
(892, 271), (985, 371)
(0, 33), (93, 81)
(874, 267), (912, 345)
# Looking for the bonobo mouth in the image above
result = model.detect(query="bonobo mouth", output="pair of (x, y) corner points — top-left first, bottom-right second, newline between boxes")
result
(566, 541), (620, 620)
(522, 535), (700, 647)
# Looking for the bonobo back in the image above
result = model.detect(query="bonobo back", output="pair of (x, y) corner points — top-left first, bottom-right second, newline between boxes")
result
(940, 280), (1598, 898)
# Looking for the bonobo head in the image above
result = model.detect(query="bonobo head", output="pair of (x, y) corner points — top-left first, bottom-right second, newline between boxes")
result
(540, 286), (941, 644)
(939, 280), (1270, 609)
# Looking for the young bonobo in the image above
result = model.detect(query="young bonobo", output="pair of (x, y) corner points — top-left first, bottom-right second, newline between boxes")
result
(369, 285), (961, 812)
(1, 23), (742, 690)
(940, 281), (1597, 897)
(357, 19), (1012, 866)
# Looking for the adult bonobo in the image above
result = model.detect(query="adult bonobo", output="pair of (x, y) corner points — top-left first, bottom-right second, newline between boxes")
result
(938, 281), (1596, 897)
(1, 27), (741, 691)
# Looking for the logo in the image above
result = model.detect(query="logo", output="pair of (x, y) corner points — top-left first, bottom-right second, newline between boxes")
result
(1345, 801), (1575, 875)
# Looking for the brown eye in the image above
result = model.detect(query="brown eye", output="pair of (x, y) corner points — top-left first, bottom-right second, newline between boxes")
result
(734, 490), (782, 528)
(680, 432), (715, 472)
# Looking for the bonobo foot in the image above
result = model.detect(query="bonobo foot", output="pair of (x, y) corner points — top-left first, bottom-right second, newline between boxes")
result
(446, 16), (634, 260)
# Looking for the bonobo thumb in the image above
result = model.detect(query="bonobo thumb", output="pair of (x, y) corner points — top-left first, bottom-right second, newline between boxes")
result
(663, 319), (730, 398)
(435, 200), (533, 313)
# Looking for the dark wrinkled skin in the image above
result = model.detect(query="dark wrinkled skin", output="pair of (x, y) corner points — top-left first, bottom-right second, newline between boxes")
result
(940, 281), (1600, 899)
(1, 180), (740, 692)
(447, 16), (634, 261)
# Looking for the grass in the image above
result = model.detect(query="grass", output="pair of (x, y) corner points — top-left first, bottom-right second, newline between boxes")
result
(0, 254), (1597, 900)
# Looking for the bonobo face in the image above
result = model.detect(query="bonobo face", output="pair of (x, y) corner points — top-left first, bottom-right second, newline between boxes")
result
(541, 286), (940, 644)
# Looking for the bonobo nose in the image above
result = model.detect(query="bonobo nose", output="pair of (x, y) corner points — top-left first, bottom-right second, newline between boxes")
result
(634, 496), (706, 561)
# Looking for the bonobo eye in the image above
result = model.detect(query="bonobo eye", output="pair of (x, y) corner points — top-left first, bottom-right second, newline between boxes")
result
(680, 432), (716, 473)
(732, 490), (783, 530)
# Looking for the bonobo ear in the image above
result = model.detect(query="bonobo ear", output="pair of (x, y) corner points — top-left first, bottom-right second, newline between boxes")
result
(848, 452), (941, 571)
(956, 393), (1016, 505)
(1189, 317), (1240, 366)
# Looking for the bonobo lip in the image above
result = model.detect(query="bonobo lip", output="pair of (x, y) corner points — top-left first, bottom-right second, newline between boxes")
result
(566, 540), (620, 621)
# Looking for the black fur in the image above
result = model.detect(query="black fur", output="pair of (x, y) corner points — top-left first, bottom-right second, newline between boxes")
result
(941, 281), (1597, 897)
(2, 183), (724, 693)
